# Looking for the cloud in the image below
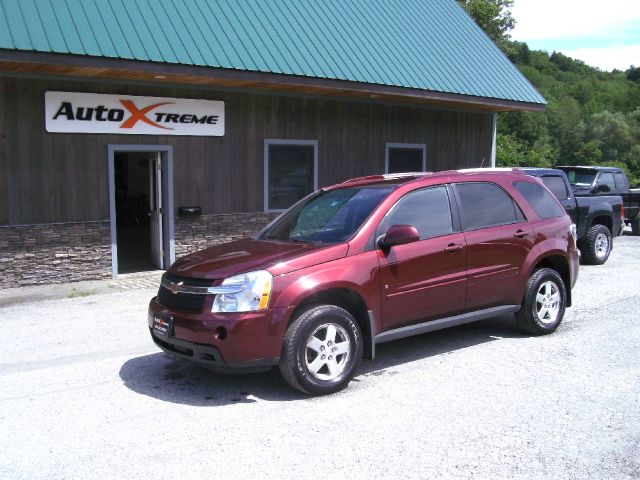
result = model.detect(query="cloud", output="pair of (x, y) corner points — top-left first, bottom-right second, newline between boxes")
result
(561, 44), (640, 71)
(511, 0), (640, 40)
(510, 0), (640, 70)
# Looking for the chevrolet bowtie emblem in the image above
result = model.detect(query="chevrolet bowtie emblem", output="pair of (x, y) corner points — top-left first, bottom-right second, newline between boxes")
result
(169, 281), (183, 294)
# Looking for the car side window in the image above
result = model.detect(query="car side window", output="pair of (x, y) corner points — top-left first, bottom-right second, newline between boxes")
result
(598, 172), (616, 191)
(614, 172), (628, 190)
(377, 186), (453, 240)
(513, 181), (566, 219)
(454, 182), (525, 231)
(540, 175), (570, 200)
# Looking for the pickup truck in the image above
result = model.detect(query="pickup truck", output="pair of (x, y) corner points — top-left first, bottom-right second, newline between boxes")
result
(521, 168), (623, 265)
(557, 166), (640, 236)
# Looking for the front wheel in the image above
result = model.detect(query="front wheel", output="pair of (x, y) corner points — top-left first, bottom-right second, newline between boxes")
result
(632, 216), (640, 236)
(516, 268), (566, 335)
(279, 305), (363, 395)
(580, 224), (611, 265)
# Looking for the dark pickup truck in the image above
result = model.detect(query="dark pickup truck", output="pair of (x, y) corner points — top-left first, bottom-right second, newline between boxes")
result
(522, 168), (623, 265)
(557, 166), (640, 236)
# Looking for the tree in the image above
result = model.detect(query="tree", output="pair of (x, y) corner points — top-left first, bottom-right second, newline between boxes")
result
(626, 66), (640, 84)
(457, 0), (515, 46)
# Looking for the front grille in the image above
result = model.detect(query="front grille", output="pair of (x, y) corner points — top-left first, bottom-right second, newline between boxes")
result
(157, 273), (213, 313)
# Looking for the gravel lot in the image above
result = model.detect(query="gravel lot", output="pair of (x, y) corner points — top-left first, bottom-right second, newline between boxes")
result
(1, 233), (639, 479)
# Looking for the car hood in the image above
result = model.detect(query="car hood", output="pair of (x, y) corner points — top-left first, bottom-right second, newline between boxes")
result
(168, 238), (349, 280)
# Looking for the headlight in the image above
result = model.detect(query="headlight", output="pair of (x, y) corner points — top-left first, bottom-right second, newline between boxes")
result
(212, 270), (273, 313)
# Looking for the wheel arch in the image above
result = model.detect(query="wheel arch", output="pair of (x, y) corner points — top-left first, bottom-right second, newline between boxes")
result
(529, 254), (572, 307)
(587, 213), (613, 232)
(288, 287), (374, 359)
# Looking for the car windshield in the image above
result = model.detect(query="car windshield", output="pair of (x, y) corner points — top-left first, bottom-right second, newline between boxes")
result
(563, 169), (597, 187)
(260, 187), (393, 244)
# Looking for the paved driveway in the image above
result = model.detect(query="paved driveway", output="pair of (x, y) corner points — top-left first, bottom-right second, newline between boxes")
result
(1, 235), (639, 479)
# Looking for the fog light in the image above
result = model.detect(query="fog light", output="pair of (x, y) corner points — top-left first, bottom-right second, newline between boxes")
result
(214, 327), (228, 340)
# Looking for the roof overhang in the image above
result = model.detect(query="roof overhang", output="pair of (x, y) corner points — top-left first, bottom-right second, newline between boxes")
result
(0, 50), (545, 113)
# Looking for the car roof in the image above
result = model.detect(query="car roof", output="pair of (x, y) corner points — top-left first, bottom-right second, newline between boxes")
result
(557, 165), (624, 172)
(518, 167), (565, 176)
(327, 168), (529, 190)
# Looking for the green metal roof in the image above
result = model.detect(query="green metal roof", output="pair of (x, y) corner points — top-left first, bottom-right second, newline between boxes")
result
(0, 0), (545, 105)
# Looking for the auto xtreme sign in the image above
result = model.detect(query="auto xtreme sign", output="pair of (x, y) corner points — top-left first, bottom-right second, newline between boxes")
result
(45, 91), (225, 136)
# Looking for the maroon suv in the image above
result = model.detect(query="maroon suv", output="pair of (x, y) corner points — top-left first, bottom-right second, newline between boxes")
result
(149, 169), (579, 395)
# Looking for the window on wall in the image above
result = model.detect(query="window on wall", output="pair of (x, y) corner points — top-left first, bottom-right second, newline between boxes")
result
(385, 143), (426, 173)
(265, 140), (317, 211)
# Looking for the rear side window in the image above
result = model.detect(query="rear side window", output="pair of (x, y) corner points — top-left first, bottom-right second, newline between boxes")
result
(598, 172), (616, 191)
(540, 175), (570, 200)
(377, 186), (453, 240)
(514, 182), (566, 219)
(454, 182), (525, 230)
(614, 172), (628, 189)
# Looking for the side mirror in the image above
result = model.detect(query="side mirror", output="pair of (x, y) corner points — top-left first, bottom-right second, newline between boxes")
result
(378, 225), (420, 249)
(596, 183), (611, 193)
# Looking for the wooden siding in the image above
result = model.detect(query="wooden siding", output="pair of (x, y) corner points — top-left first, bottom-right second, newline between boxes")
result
(0, 76), (493, 225)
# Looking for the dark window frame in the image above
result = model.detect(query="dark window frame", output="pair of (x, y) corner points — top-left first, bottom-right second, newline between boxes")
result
(264, 139), (318, 212)
(385, 143), (427, 174)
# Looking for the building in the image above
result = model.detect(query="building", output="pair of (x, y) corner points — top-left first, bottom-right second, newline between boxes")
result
(0, 0), (545, 288)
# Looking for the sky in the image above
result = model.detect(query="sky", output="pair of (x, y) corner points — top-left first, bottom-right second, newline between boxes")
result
(510, 0), (640, 71)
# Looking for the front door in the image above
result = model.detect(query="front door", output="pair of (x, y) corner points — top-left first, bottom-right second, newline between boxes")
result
(377, 186), (467, 329)
(111, 148), (171, 275)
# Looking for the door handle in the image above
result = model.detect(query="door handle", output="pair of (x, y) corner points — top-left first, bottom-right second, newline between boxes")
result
(444, 243), (463, 253)
(514, 229), (529, 238)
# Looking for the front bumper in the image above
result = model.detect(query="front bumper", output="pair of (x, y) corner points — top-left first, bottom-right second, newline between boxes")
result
(148, 297), (292, 373)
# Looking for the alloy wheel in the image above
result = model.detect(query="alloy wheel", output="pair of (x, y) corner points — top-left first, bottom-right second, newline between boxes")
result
(305, 323), (352, 381)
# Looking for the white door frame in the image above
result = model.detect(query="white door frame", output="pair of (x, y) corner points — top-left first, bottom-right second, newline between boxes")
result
(149, 152), (164, 269)
(108, 144), (175, 277)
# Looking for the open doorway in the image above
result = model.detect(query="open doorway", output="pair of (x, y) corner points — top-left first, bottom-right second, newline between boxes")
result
(108, 146), (174, 277)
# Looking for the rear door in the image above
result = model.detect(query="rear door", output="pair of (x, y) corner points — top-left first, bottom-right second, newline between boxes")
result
(377, 185), (467, 329)
(452, 182), (535, 310)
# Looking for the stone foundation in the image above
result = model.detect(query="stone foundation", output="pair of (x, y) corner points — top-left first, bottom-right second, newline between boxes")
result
(0, 212), (280, 289)
(0, 221), (112, 288)
(175, 212), (279, 257)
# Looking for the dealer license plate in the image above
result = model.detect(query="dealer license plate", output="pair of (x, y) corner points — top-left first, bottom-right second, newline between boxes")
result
(152, 314), (173, 337)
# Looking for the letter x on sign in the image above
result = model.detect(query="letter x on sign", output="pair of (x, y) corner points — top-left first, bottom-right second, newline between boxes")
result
(120, 100), (173, 130)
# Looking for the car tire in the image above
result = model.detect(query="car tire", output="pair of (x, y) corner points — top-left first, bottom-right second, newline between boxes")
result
(516, 268), (566, 336)
(580, 224), (612, 265)
(632, 216), (640, 236)
(279, 305), (363, 395)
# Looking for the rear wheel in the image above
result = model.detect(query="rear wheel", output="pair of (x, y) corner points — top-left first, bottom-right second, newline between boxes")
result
(279, 305), (363, 395)
(580, 224), (611, 265)
(632, 216), (640, 236)
(516, 268), (566, 335)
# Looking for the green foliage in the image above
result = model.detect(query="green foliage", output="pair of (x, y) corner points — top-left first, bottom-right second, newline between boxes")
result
(494, 42), (640, 185)
(457, 0), (515, 46)
(460, 1), (640, 184)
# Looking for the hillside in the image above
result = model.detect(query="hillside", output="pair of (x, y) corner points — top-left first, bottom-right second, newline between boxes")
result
(496, 42), (640, 184)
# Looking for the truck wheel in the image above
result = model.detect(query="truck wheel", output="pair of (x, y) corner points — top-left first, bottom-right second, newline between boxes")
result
(580, 224), (612, 265)
(632, 217), (640, 236)
(516, 268), (566, 335)
(279, 305), (363, 395)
